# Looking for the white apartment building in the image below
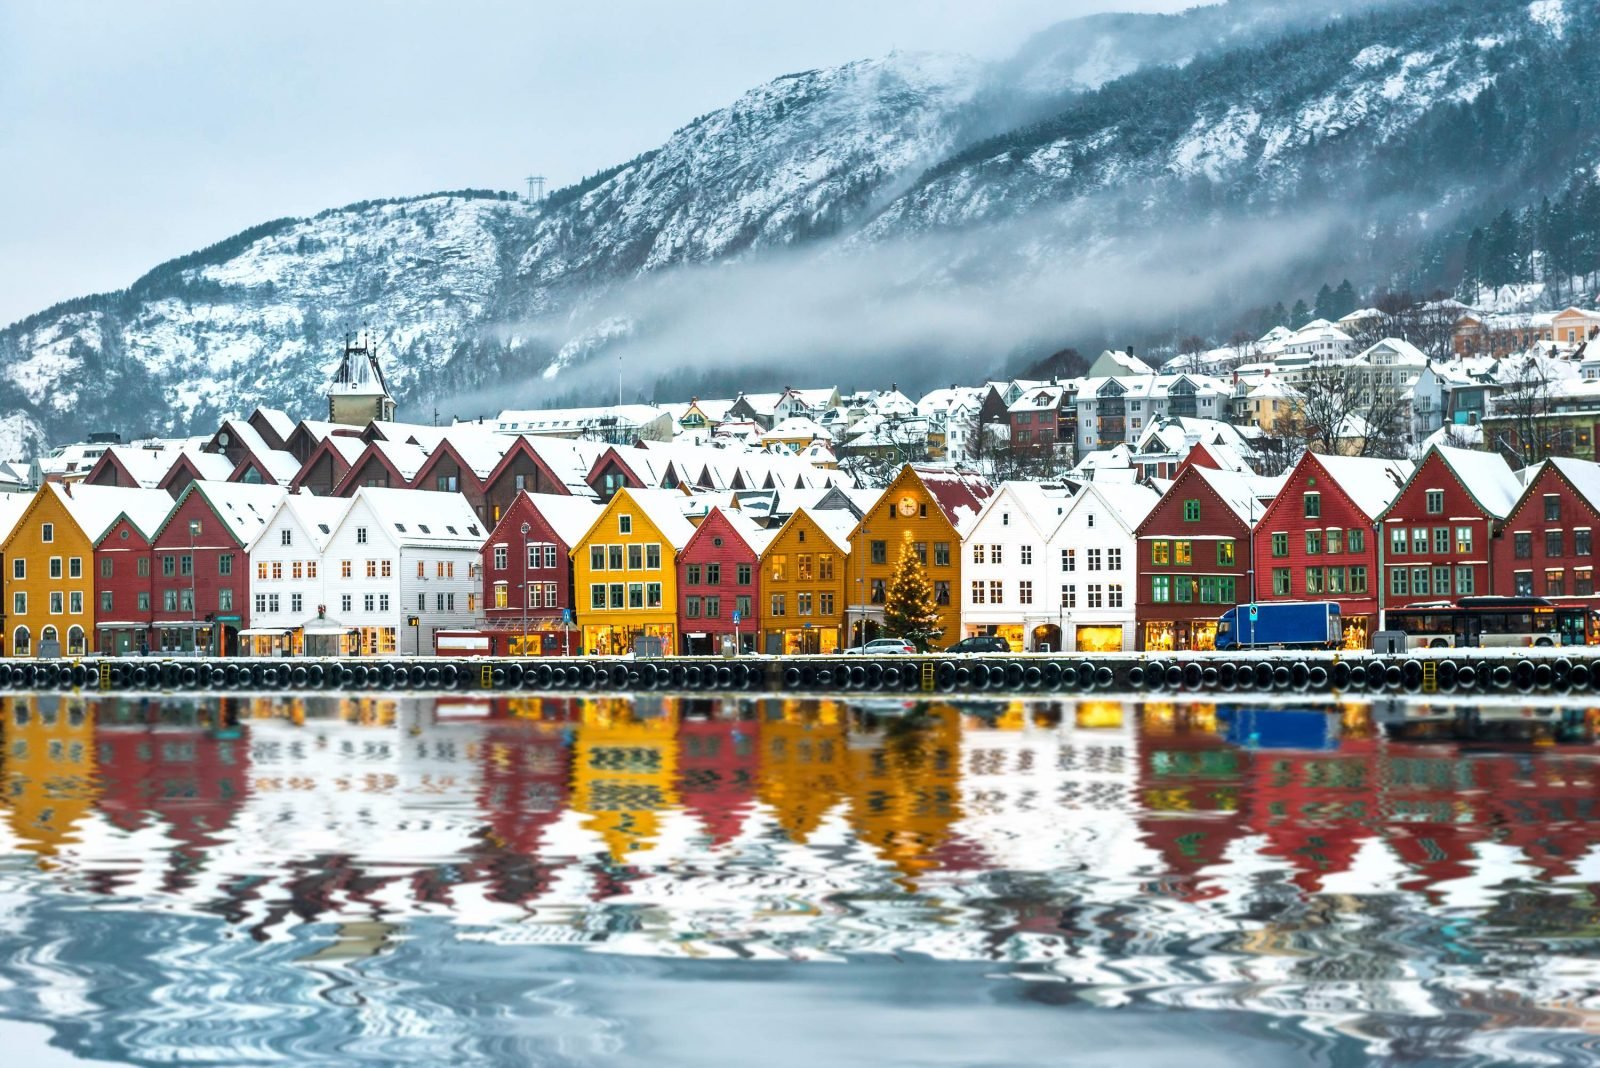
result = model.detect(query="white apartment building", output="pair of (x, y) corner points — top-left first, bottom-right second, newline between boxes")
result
(1045, 480), (1159, 653)
(243, 491), (353, 656)
(960, 482), (1073, 651)
(1074, 374), (1231, 451)
(322, 487), (487, 655)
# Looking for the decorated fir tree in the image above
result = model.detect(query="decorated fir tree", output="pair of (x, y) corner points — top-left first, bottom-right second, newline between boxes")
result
(882, 540), (943, 651)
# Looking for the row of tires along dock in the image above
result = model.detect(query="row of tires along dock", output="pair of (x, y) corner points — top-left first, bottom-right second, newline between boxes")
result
(0, 653), (1593, 695)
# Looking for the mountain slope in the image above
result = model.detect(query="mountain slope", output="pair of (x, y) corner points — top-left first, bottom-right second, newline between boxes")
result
(3, 0), (1598, 453)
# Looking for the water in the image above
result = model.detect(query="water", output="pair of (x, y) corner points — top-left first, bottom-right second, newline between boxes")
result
(2, 693), (1599, 1066)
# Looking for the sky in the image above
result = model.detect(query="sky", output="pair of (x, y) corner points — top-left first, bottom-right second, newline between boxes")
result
(0, 0), (1196, 326)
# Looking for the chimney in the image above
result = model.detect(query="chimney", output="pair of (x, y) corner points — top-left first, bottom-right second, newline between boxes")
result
(1125, 346), (1134, 357)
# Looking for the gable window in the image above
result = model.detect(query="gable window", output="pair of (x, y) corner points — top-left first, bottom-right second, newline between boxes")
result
(1303, 493), (1320, 519)
(40, 523), (53, 543)
(1545, 495), (1561, 522)
(1271, 532), (1288, 557)
(356, 526), (368, 544)
(619, 514), (633, 535)
(1425, 490), (1444, 515)
(1182, 499), (1200, 522)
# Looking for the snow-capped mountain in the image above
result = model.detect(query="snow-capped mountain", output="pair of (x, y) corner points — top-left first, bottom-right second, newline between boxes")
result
(2, 0), (1595, 453)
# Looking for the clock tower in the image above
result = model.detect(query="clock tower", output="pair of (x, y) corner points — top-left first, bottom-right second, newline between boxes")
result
(326, 332), (397, 426)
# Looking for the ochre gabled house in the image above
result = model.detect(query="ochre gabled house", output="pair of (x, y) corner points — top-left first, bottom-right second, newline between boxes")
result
(845, 466), (992, 647)
(570, 487), (696, 655)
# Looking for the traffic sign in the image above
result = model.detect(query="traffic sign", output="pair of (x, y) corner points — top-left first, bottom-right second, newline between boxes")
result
(562, 608), (574, 624)
(1248, 604), (1259, 621)
(731, 610), (741, 626)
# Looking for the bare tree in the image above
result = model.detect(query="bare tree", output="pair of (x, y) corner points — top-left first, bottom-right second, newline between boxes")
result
(1491, 356), (1558, 467)
(1279, 363), (1409, 458)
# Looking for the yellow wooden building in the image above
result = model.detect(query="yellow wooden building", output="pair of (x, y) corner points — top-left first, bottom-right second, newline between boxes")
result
(758, 507), (855, 655)
(844, 466), (992, 648)
(571, 488), (696, 656)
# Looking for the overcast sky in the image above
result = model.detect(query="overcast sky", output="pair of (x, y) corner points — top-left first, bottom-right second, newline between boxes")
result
(0, 0), (1194, 326)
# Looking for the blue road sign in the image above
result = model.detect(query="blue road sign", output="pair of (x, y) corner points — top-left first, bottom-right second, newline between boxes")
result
(731, 610), (741, 625)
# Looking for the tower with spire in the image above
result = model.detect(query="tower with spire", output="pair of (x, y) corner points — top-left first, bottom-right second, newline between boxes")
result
(327, 331), (396, 426)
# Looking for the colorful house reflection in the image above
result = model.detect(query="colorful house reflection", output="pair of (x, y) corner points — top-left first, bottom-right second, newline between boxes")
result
(471, 699), (574, 905)
(756, 699), (848, 844)
(569, 698), (680, 861)
(2, 696), (100, 863)
(845, 703), (965, 882)
(677, 703), (759, 846)
(1136, 702), (1246, 900)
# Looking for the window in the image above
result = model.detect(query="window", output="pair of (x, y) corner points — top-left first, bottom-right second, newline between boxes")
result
(990, 544), (1002, 564)
(1108, 583), (1123, 608)
(1411, 567), (1430, 596)
(706, 563), (721, 585)
(1547, 530), (1564, 558)
(10, 559), (20, 580)
(1349, 566), (1367, 594)
(1545, 495), (1561, 522)
(687, 563), (702, 585)
(686, 597), (701, 618)
(1107, 548), (1122, 571)
(1514, 532), (1532, 559)
(1390, 528), (1407, 556)
(1425, 489), (1444, 514)
(1183, 499), (1200, 521)
(590, 545), (606, 570)
(646, 545), (661, 569)
(1175, 577), (1194, 603)
(609, 545), (624, 570)
(1454, 526), (1473, 553)
(1206, 540), (1231, 567)
(1579, 530), (1594, 556)
(738, 562), (753, 584)
(40, 522), (53, 543)
(1349, 529), (1365, 553)
(1513, 571), (1533, 596)
(1063, 548), (1078, 571)
(609, 584), (624, 609)
(1390, 569), (1409, 596)
(870, 541), (886, 565)
(591, 584), (606, 609)
(1411, 528), (1427, 554)
(219, 588), (234, 611)
(1271, 532), (1288, 557)
(1305, 568), (1323, 594)
(49, 591), (64, 615)
(972, 543), (983, 564)
(356, 526), (368, 544)
(646, 583), (662, 608)
(543, 545), (557, 568)
(870, 579), (885, 603)
(1326, 529), (1342, 555)
(291, 593), (303, 613)
(307, 561), (317, 579)
(100, 591), (113, 612)
(418, 593), (425, 611)
(100, 557), (112, 578)
(1427, 527), (1446, 554)
(68, 557), (81, 579)
(1086, 514), (1096, 529)
(619, 515), (632, 535)
(1303, 492), (1321, 518)
(1577, 569), (1593, 596)
(341, 560), (353, 578)
(219, 554), (233, 575)
(934, 543), (950, 567)
(49, 557), (61, 579)
(797, 555), (812, 581)
(771, 593), (786, 616)
(1063, 584), (1080, 607)
(255, 593), (267, 614)
(137, 592), (149, 611)
(706, 595), (722, 618)
(970, 580), (985, 605)
(494, 546), (508, 570)
(1019, 580), (1033, 605)
(1087, 584), (1103, 609)
(281, 529), (292, 546)
(1174, 541), (1192, 566)
(1087, 549), (1102, 571)
(1272, 568), (1291, 595)
(989, 580), (1003, 603)
(1546, 569), (1566, 596)
(797, 592), (812, 616)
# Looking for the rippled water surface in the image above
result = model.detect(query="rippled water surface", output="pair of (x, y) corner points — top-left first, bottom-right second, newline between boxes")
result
(3, 692), (1600, 1066)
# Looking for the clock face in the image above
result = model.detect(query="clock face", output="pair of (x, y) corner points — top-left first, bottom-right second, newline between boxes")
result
(898, 496), (918, 517)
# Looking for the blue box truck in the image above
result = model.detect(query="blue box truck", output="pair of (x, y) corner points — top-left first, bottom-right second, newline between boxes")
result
(1214, 601), (1341, 650)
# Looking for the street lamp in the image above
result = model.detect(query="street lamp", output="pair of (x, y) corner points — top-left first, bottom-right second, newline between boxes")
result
(188, 519), (201, 656)
(520, 521), (531, 657)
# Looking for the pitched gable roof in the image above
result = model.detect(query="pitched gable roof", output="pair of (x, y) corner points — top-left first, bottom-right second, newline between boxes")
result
(162, 481), (287, 546)
(910, 465), (994, 534)
(348, 487), (486, 549)
(1428, 444), (1522, 519)
(1310, 454), (1414, 519)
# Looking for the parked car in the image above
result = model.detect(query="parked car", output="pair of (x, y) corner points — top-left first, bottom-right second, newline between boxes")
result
(843, 638), (918, 655)
(943, 636), (1011, 654)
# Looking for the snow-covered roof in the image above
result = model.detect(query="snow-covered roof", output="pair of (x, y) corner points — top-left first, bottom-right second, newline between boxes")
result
(1431, 444), (1522, 518)
(437, 428), (514, 478)
(349, 487), (485, 548)
(1081, 480), (1160, 532)
(252, 407), (296, 442)
(1007, 386), (1065, 413)
(54, 484), (177, 544)
(762, 416), (829, 440)
(1092, 349), (1157, 376)
(912, 465), (995, 535)
(1352, 337), (1429, 366)
(366, 439), (431, 483)
(98, 443), (191, 489)
(1186, 466), (1282, 526)
(1310, 454), (1414, 519)
(790, 506), (856, 553)
(610, 488), (698, 549)
(732, 392), (782, 416)
(183, 451), (237, 482)
(182, 481), (288, 545)
(515, 491), (605, 547)
(703, 506), (777, 556)
(242, 449), (302, 486)
(249, 491), (351, 553)
(489, 405), (668, 435)
(0, 492), (30, 546)
(969, 480), (1074, 538)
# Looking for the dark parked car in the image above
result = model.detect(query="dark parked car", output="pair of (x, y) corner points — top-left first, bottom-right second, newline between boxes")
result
(944, 636), (1011, 654)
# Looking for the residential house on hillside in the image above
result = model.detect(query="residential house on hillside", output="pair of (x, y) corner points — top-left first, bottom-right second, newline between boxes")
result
(1007, 386), (1072, 456)
(960, 482), (1074, 652)
(759, 507), (855, 655)
(1073, 374), (1231, 452)
(1251, 453), (1412, 650)
(1134, 465), (1280, 651)
(1376, 444), (1522, 617)
(479, 491), (603, 655)
(240, 492), (352, 657)
(489, 405), (674, 443)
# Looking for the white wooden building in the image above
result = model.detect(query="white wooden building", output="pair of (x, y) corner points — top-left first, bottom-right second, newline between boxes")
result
(323, 487), (487, 655)
(242, 491), (353, 656)
(960, 482), (1073, 651)
(1043, 478), (1159, 653)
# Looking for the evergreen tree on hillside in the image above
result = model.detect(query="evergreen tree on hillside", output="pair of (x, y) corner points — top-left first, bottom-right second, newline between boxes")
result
(1333, 279), (1358, 318)
(883, 541), (943, 651)
(1291, 299), (1311, 327)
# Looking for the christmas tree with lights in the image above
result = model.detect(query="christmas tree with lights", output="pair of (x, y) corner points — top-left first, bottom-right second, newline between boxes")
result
(883, 540), (943, 651)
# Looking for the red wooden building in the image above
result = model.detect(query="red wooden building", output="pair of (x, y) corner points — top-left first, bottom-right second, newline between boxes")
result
(147, 482), (284, 655)
(477, 491), (603, 655)
(92, 495), (174, 656)
(1250, 453), (1412, 649)
(676, 507), (770, 655)
(1492, 456), (1600, 640)
(1134, 464), (1277, 651)
(1376, 443), (1522, 616)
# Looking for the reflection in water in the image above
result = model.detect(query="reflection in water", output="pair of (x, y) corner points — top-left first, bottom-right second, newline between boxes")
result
(2, 693), (1600, 1064)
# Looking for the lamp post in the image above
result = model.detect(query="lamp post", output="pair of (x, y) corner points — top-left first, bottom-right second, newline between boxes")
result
(520, 521), (531, 657)
(188, 519), (201, 656)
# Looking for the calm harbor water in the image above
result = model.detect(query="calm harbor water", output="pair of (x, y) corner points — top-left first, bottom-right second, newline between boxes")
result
(2, 693), (1599, 1066)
